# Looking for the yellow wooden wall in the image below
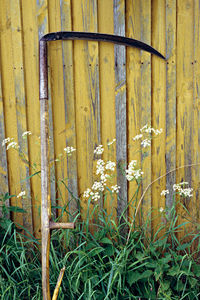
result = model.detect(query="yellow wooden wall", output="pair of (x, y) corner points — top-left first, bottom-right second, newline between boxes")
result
(0, 0), (200, 240)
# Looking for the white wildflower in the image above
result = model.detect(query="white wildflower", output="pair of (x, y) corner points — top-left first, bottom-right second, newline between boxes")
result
(160, 189), (169, 196)
(105, 161), (116, 171)
(83, 188), (91, 198)
(173, 182), (193, 198)
(96, 159), (105, 175)
(126, 160), (143, 181)
(140, 124), (154, 134)
(129, 160), (137, 167)
(154, 128), (163, 135)
(17, 191), (26, 198)
(6, 142), (19, 150)
(133, 134), (143, 141)
(173, 184), (181, 191)
(107, 139), (116, 146)
(22, 131), (32, 138)
(179, 188), (193, 198)
(141, 139), (151, 148)
(140, 124), (148, 132)
(94, 145), (104, 155)
(133, 169), (144, 179)
(92, 192), (101, 201)
(2, 137), (13, 147)
(92, 181), (104, 192)
(64, 146), (76, 154)
(178, 182), (189, 186)
(140, 124), (163, 136)
(100, 173), (110, 184)
(159, 207), (164, 213)
(111, 185), (120, 194)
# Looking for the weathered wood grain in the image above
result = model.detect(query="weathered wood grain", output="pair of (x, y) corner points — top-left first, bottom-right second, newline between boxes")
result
(126, 0), (142, 224)
(0, 53), (8, 214)
(140, 0), (152, 225)
(193, 0), (200, 223)
(151, 0), (166, 234)
(176, 0), (194, 239)
(10, 0), (33, 234)
(0, 0), (23, 226)
(166, 0), (176, 209)
(72, 0), (100, 217)
(48, 0), (68, 222)
(61, 0), (78, 221)
(114, 0), (127, 220)
(21, 0), (41, 238)
(98, 0), (117, 218)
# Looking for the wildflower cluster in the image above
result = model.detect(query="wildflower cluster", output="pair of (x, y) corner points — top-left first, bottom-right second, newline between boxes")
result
(6, 141), (19, 150)
(94, 144), (104, 155)
(160, 189), (169, 196)
(126, 160), (143, 181)
(22, 131), (32, 138)
(173, 182), (193, 198)
(17, 191), (26, 198)
(64, 146), (76, 155)
(160, 182), (193, 198)
(83, 145), (119, 201)
(2, 137), (19, 150)
(107, 138), (116, 146)
(2, 137), (13, 147)
(2, 131), (33, 151)
(132, 124), (163, 148)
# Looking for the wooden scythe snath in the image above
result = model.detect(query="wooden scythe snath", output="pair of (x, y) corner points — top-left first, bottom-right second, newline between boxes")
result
(39, 31), (165, 300)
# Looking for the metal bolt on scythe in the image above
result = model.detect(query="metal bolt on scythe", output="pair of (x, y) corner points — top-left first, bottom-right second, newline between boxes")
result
(39, 31), (165, 300)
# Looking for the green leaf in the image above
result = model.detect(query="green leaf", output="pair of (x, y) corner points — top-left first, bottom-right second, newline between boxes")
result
(127, 270), (153, 285)
(104, 245), (114, 256)
(135, 251), (145, 260)
(176, 243), (191, 251)
(20, 171), (41, 182)
(193, 263), (200, 277)
(100, 237), (113, 245)
(7, 206), (26, 213)
(188, 277), (198, 288)
(167, 266), (180, 276)
(0, 218), (13, 230)
(153, 237), (168, 248)
(88, 247), (104, 257)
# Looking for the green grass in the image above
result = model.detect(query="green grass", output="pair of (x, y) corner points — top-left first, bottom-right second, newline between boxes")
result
(1, 193), (200, 300)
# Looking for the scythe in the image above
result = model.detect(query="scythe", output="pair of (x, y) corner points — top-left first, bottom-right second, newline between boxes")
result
(39, 31), (165, 299)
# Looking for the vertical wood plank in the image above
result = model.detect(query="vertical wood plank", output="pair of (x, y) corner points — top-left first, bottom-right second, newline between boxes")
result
(72, 0), (100, 217)
(176, 0), (194, 239)
(48, 0), (68, 221)
(193, 0), (200, 223)
(61, 0), (78, 220)
(21, 0), (41, 238)
(140, 0), (152, 224)
(166, 0), (176, 208)
(10, 0), (33, 234)
(0, 0), (23, 226)
(98, 0), (117, 218)
(126, 0), (141, 221)
(151, 0), (166, 234)
(0, 55), (9, 210)
(114, 0), (127, 219)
